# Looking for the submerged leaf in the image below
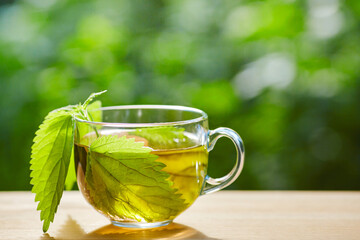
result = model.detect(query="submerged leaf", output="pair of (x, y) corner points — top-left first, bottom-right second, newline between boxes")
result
(134, 126), (189, 149)
(86, 135), (187, 222)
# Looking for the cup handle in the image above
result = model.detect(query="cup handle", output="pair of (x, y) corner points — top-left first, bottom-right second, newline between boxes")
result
(201, 127), (245, 195)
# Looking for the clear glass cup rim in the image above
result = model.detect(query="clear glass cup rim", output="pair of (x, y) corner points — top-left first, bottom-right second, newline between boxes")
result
(74, 105), (208, 127)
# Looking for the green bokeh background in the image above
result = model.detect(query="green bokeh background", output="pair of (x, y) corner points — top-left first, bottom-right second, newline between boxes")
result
(0, 0), (359, 191)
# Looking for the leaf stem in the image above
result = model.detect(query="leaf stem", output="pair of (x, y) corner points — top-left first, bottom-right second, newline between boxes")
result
(82, 90), (107, 109)
(80, 108), (100, 138)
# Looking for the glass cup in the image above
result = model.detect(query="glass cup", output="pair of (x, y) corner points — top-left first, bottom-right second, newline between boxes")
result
(74, 105), (244, 228)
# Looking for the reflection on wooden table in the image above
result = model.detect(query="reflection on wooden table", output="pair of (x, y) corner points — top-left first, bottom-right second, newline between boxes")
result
(41, 216), (216, 240)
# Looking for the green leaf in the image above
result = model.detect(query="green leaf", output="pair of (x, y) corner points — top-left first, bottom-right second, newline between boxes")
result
(30, 91), (107, 232)
(64, 150), (76, 190)
(85, 135), (187, 222)
(87, 100), (102, 122)
(134, 126), (190, 149)
(30, 109), (74, 232)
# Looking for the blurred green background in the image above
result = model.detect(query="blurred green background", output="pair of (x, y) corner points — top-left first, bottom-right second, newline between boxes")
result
(0, 0), (359, 191)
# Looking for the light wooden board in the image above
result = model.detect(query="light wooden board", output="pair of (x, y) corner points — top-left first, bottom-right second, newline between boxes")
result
(0, 191), (359, 240)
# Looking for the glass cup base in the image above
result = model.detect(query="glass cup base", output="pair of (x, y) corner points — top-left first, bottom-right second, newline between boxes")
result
(111, 220), (173, 229)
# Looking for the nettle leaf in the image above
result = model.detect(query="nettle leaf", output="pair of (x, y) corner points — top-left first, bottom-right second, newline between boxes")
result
(134, 126), (189, 149)
(30, 109), (74, 232)
(86, 135), (187, 222)
(87, 100), (102, 122)
(64, 149), (76, 190)
(30, 91), (106, 232)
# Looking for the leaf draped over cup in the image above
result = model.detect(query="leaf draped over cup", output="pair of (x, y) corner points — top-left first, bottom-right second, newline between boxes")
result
(30, 91), (108, 232)
(30, 108), (75, 232)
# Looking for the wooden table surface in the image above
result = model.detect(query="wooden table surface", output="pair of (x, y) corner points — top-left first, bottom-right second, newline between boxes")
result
(0, 191), (359, 240)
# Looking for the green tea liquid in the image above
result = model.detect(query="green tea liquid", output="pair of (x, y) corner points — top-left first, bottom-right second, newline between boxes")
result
(75, 136), (208, 223)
